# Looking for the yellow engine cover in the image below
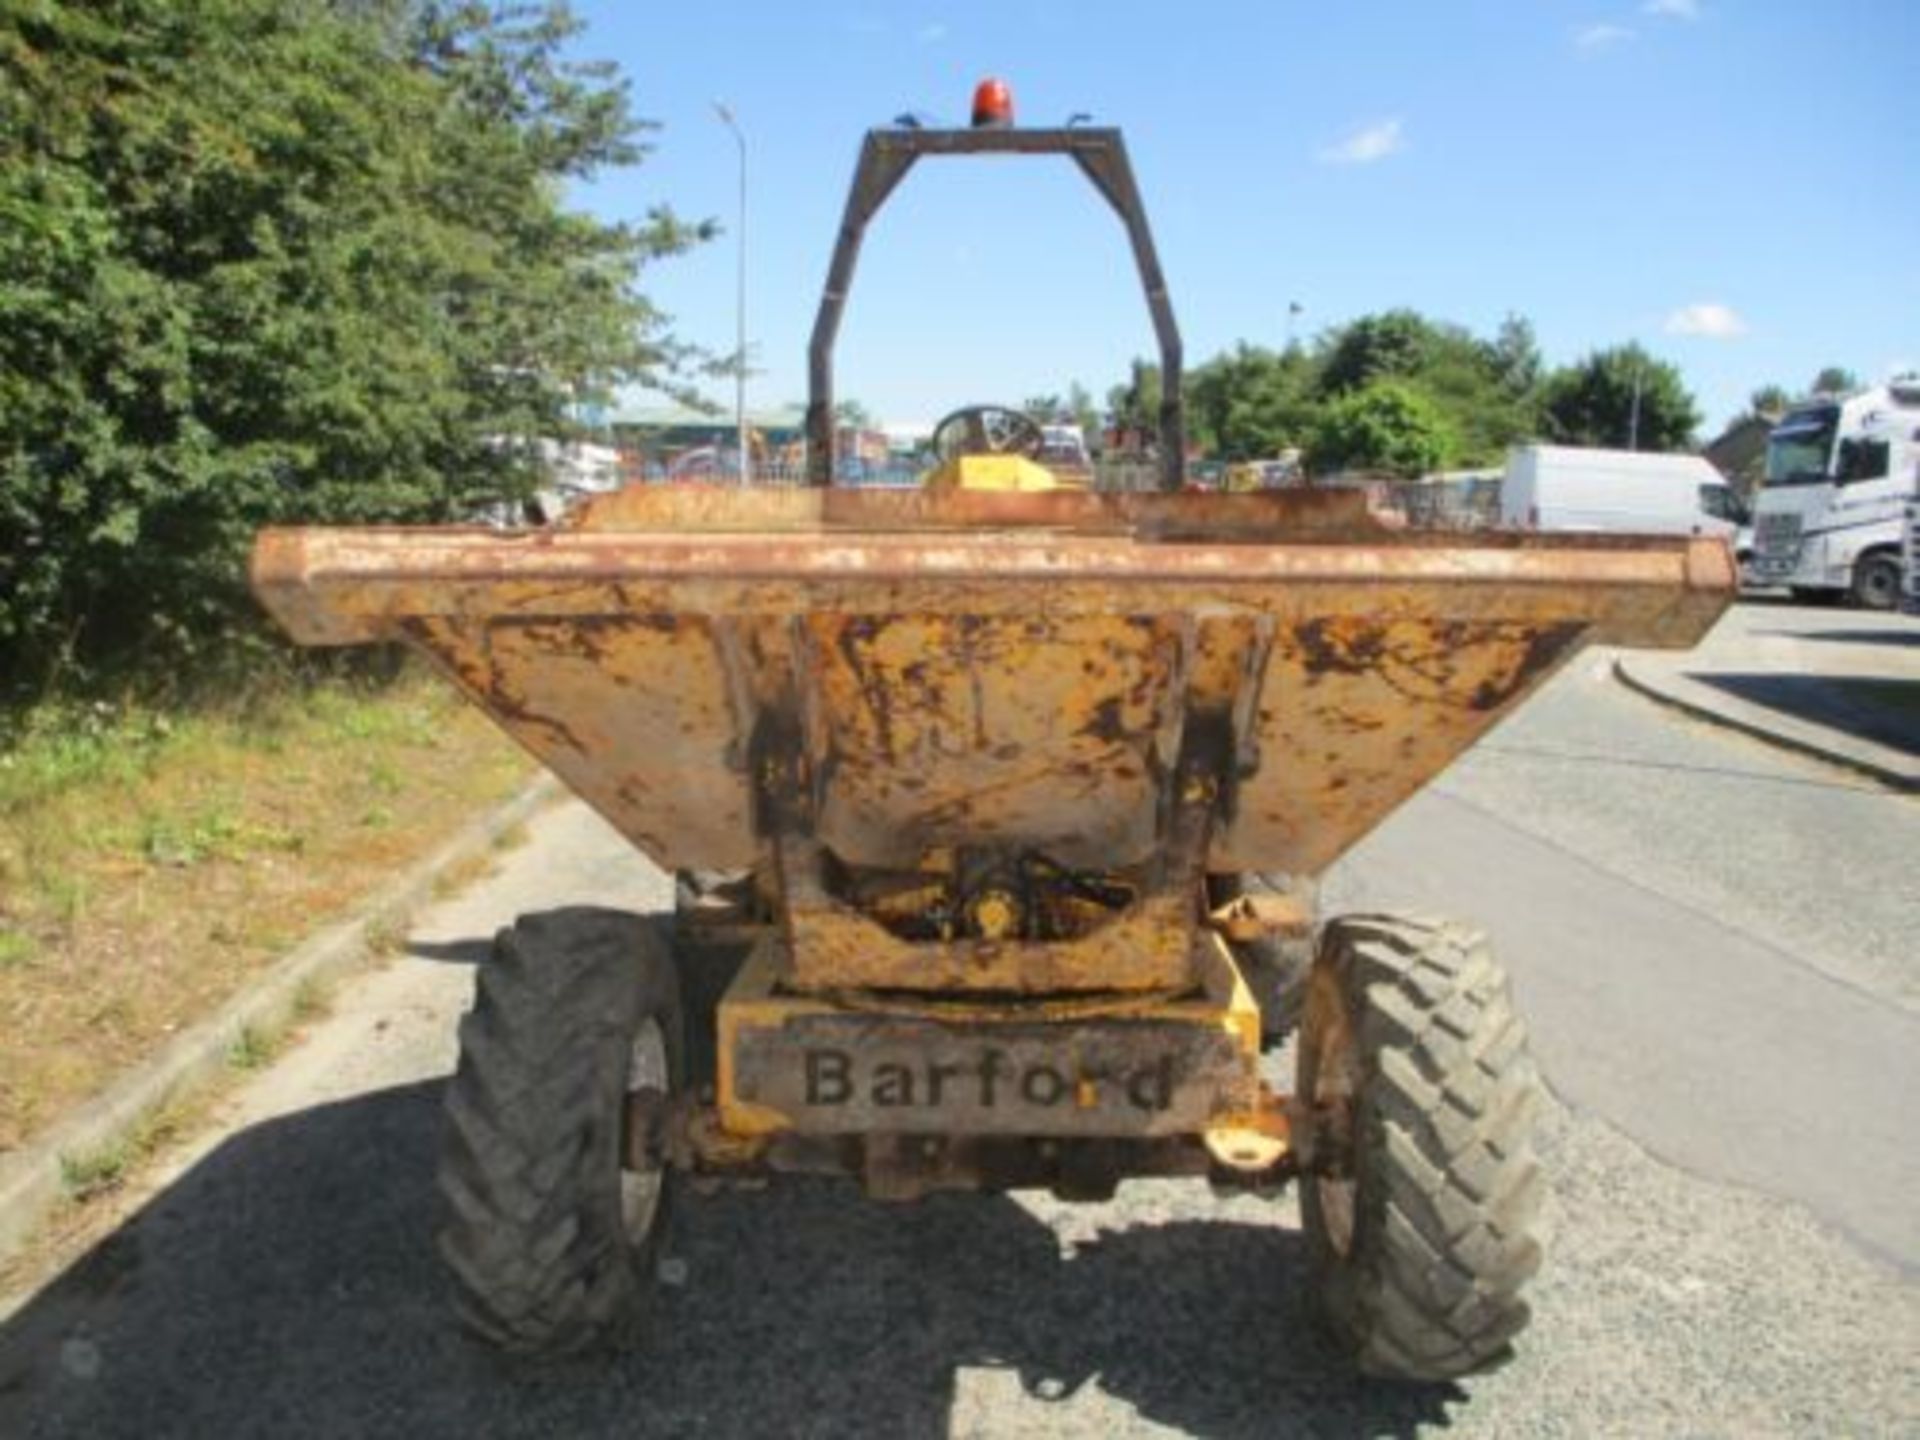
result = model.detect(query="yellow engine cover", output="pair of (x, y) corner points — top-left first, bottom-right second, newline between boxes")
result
(922, 453), (1082, 492)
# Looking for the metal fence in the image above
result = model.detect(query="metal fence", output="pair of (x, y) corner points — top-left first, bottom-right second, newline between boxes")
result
(626, 454), (1172, 492)
(600, 453), (1503, 522)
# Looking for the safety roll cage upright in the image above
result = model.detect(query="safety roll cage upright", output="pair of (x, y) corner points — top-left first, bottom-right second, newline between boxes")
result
(804, 125), (1186, 492)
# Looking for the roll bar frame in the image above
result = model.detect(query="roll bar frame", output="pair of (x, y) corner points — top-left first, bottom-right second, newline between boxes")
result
(805, 126), (1185, 491)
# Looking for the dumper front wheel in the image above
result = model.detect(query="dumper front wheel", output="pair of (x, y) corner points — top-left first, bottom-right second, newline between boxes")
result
(437, 908), (683, 1353)
(1297, 915), (1543, 1380)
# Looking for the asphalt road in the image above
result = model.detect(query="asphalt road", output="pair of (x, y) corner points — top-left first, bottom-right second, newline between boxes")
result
(2, 625), (1916, 1437)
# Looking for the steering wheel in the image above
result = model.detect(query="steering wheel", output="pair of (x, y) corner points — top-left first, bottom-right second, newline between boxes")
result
(931, 405), (1046, 462)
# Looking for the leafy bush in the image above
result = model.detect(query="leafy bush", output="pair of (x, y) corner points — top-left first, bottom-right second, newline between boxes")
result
(1306, 381), (1458, 478)
(0, 1), (706, 693)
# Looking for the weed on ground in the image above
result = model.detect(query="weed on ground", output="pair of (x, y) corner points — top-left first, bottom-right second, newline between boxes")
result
(0, 669), (527, 1158)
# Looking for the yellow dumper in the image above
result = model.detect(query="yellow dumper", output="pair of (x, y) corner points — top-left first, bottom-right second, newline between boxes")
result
(252, 106), (1731, 1379)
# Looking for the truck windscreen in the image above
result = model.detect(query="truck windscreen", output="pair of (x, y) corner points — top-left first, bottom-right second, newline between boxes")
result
(1764, 408), (1838, 487)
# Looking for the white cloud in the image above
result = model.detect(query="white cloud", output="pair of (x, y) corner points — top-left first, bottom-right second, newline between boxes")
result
(1575, 23), (1635, 50)
(1315, 118), (1404, 166)
(917, 20), (948, 43)
(1643, 0), (1700, 18)
(1665, 303), (1747, 338)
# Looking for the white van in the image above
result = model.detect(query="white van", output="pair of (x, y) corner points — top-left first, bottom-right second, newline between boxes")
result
(1500, 444), (1745, 538)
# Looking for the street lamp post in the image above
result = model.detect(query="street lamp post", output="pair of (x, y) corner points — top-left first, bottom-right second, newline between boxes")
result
(714, 101), (750, 485)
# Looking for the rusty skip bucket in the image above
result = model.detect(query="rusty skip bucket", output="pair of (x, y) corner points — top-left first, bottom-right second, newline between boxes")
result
(253, 483), (1732, 995)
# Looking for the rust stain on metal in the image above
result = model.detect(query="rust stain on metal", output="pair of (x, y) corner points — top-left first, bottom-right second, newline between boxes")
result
(251, 490), (1733, 964)
(251, 491), (1733, 1160)
(719, 933), (1262, 1137)
(784, 892), (1197, 994)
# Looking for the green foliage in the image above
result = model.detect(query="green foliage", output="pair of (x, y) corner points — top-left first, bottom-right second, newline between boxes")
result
(0, 0), (705, 689)
(1749, 384), (1793, 418)
(59, 1141), (128, 1199)
(0, 928), (36, 970)
(1186, 344), (1317, 460)
(1317, 310), (1434, 394)
(1538, 343), (1700, 452)
(1117, 309), (1549, 476)
(1063, 383), (1099, 440)
(1105, 359), (1163, 448)
(1021, 385), (1101, 446)
(1315, 309), (1537, 465)
(1306, 381), (1456, 478)
(1810, 366), (1860, 396)
(226, 1023), (274, 1070)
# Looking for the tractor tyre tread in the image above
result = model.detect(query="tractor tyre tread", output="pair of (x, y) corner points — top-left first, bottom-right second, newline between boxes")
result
(435, 907), (676, 1354)
(1301, 914), (1544, 1381)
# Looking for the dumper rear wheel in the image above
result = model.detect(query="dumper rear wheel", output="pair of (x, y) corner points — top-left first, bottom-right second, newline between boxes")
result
(1297, 915), (1543, 1380)
(437, 907), (682, 1353)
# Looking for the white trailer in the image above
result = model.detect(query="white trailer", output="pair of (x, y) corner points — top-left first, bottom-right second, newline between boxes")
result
(1749, 378), (1920, 609)
(1500, 444), (1746, 538)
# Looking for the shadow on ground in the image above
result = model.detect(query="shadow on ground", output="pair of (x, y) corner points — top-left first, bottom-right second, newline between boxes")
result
(1751, 627), (1920, 648)
(403, 937), (494, 965)
(0, 1081), (1459, 1440)
(1694, 672), (1920, 757)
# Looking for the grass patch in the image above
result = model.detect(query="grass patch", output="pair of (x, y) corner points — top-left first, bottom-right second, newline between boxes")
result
(225, 1024), (276, 1071)
(0, 666), (529, 1156)
(0, 929), (36, 970)
(290, 975), (332, 1022)
(58, 1143), (128, 1202)
(430, 850), (498, 900)
(363, 914), (410, 957)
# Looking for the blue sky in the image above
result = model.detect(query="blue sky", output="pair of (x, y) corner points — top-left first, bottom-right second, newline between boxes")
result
(570, 0), (1917, 435)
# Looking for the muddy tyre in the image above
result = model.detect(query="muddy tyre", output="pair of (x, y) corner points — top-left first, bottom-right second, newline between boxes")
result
(437, 907), (682, 1353)
(1297, 915), (1544, 1380)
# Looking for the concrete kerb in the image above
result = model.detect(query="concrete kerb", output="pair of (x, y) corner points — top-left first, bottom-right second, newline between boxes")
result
(1612, 655), (1916, 794)
(0, 772), (562, 1265)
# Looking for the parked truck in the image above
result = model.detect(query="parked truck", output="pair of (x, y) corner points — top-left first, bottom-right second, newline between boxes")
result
(1749, 377), (1920, 608)
(1903, 479), (1920, 616)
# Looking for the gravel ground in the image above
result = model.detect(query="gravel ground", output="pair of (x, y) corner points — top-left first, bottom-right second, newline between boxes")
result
(1, 655), (1916, 1437)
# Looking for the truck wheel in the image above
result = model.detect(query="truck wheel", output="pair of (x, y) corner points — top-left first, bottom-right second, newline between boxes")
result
(1210, 872), (1316, 1044)
(1850, 550), (1902, 611)
(1297, 915), (1544, 1380)
(437, 907), (682, 1353)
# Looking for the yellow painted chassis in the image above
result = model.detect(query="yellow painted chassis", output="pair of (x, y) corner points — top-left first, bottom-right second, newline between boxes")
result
(254, 485), (1730, 1193)
(712, 930), (1281, 1161)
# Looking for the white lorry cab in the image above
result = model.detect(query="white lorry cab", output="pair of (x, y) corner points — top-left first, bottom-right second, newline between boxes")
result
(1902, 483), (1920, 616)
(1750, 378), (1920, 609)
(1500, 444), (1746, 539)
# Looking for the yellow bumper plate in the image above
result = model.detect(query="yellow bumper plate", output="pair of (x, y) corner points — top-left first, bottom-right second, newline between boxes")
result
(718, 935), (1261, 1139)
